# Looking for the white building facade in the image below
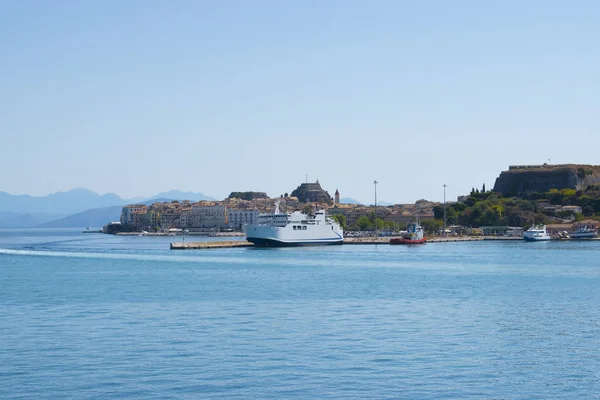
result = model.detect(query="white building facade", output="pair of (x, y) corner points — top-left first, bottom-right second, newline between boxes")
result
(191, 203), (227, 228)
(228, 209), (259, 229)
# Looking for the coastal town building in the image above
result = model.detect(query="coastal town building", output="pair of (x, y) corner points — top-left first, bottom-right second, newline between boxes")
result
(120, 205), (147, 226)
(191, 203), (227, 229)
(118, 197), (440, 232)
(159, 211), (180, 229)
(117, 179), (442, 232)
(227, 209), (259, 229)
(560, 205), (582, 215)
(179, 211), (192, 228)
(328, 205), (391, 226)
(384, 211), (435, 225)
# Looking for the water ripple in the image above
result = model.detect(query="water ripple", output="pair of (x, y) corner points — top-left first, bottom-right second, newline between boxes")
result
(2, 232), (600, 399)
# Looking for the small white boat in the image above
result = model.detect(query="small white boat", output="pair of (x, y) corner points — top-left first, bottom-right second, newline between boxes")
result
(569, 226), (597, 239)
(524, 224), (551, 241)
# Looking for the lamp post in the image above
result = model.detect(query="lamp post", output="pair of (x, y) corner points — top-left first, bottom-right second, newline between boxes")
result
(443, 184), (447, 236)
(374, 180), (378, 239)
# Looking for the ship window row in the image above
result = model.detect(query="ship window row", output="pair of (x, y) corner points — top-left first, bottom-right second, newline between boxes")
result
(293, 226), (307, 230)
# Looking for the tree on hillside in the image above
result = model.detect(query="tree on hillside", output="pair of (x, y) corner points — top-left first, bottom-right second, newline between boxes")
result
(482, 183), (486, 193)
(420, 219), (442, 234)
(374, 217), (387, 231)
(594, 198), (600, 213)
(578, 195), (593, 207)
(354, 216), (373, 231)
(331, 214), (347, 230)
(433, 205), (459, 225)
(302, 205), (312, 216)
(464, 196), (477, 207)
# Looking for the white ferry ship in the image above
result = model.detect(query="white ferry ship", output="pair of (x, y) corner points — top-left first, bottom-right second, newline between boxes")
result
(523, 224), (551, 241)
(243, 201), (343, 247)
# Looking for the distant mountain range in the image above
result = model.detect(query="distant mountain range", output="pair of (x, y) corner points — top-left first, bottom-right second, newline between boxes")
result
(0, 188), (123, 214)
(339, 198), (394, 206)
(339, 197), (362, 205)
(145, 190), (214, 202)
(0, 188), (216, 229)
(0, 188), (215, 215)
(38, 207), (123, 229)
(37, 198), (182, 229)
(0, 212), (68, 229)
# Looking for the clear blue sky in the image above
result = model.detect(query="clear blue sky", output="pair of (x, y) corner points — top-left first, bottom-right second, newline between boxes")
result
(1, 0), (598, 204)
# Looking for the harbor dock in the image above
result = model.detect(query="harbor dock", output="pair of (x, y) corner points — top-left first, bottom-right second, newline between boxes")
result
(170, 241), (254, 250)
(170, 236), (524, 249)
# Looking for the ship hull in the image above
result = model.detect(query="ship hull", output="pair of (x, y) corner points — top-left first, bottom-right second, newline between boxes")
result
(568, 233), (597, 239)
(247, 237), (343, 247)
(523, 236), (551, 242)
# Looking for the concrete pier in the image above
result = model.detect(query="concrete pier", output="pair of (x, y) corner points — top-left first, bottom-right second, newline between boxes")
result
(170, 241), (254, 250)
(170, 236), (527, 249)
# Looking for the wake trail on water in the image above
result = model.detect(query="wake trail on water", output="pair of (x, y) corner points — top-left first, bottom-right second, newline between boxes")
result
(2, 247), (557, 273)
(0, 247), (468, 271)
(0, 248), (251, 265)
(0, 247), (398, 269)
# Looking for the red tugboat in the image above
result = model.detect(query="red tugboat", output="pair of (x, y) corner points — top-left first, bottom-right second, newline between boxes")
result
(390, 221), (426, 245)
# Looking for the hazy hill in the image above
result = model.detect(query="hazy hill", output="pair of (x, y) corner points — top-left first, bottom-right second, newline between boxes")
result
(339, 198), (394, 206)
(38, 206), (123, 229)
(339, 197), (361, 204)
(0, 211), (20, 220)
(37, 198), (179, 228)
(0, 188), (123, 214)
(0, 213), (67, 229)
(147, 190), (216, 202)
(0, 188), (216, 216)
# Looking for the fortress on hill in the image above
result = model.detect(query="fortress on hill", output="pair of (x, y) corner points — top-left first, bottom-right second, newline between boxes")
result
(290, 180), (332, 204)
(493, 164), (600, 196)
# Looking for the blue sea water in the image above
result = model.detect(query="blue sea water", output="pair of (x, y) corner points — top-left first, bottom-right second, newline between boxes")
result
(1, 229), (600, 399)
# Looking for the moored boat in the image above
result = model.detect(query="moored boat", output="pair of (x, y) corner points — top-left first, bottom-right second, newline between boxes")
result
(81, 227), (101, 233)
(243, 200), (343, 247)
(390, 222), (426, 245)
(569, 226), (597, 239)
(523, 224), (551, 241)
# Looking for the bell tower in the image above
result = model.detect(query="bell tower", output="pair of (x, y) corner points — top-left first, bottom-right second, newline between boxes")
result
(334, 189), (340, 205)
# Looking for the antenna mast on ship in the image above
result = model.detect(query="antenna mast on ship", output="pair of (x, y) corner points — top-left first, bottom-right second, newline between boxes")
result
(274, 199), (281, 214)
